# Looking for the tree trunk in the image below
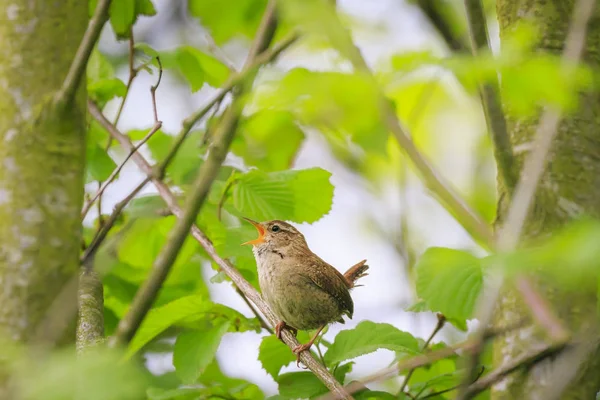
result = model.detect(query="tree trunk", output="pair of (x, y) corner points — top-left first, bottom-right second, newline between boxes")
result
(494, 1), (600, 398)
(0, 0), (87, 346)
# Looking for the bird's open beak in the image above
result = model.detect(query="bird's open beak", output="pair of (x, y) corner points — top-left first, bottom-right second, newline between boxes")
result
(241, 217), (266, 246)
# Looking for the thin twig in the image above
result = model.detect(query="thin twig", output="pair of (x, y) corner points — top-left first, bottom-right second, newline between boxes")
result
(464, 0), (517, 192)
(456, 0), (595, 396)
(54, 0), (111, 108)
(317, 321), (541, 400)
(112, 32), (138, 127)
(82, 177), (151, 264)
(106, 0), (279, 347)
(235, 287), (273, 334)
(398, 314), (446, 394)
(461, 343), (567, 398)
(82, 58), (164, 219)
(81, 122), (161, 218)
(417, 366), (485, 399)
(416, 0), (467, 52)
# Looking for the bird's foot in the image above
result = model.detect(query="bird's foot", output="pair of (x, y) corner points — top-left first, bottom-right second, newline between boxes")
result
(292, 343), (312, 368)
(275, 321), (297, 340)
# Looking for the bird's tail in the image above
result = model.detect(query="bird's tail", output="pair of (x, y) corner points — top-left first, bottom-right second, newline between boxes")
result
(343, 259), (369, 288)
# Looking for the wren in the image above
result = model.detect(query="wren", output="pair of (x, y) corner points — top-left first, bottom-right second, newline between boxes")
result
(242, 218), (368, 365)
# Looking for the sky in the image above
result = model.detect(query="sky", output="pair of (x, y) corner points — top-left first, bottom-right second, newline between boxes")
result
(93, 0), (493, 394)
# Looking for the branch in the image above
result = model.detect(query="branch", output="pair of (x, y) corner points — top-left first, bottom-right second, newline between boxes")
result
(81, 123), (161, 218)
(328, 7), (494, 247)
(105, 0), (280, 347)
(82, 177), (150, 263)
(464, 0), (517, 192)
(456, 0), (595, 396)
(76, 266), (105, 353)
(415, 0), (467, 52)
(54, 0), (111, 108)
(462, 343), (567, 398)
(88, 102), (353, 400)
(317, 320), (534, 400)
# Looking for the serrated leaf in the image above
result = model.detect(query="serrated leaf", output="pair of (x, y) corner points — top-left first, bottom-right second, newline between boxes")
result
(277, 372), (327, 399)
(232, 170), (295, 221)
(232, 110), (305, 172)
(415, 247), (483, 323)
(324, 321), (420, 365)
(231, 168), (334, 223)
(173, 321), (231, 384)
(258, 335), (296, 379)
(109, 0), (136, 38)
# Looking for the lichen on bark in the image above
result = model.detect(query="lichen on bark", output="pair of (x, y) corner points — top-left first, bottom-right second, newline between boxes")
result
(493, 0), (600, 398)
(0, 0), (87, 345)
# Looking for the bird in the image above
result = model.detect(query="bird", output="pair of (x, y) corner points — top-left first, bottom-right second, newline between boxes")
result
(242, 217), (368, 365)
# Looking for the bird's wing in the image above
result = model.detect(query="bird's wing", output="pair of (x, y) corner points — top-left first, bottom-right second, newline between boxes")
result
(299, 260), (354, 318)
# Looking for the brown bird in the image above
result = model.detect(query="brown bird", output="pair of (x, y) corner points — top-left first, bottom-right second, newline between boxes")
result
(242, 218), (368, 365)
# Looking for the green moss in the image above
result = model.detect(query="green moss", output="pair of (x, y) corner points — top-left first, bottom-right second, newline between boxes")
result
(494, 0), (600, 398)
(0, 0), (87, 343)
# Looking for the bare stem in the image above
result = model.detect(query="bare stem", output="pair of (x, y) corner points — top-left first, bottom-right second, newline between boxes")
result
(54, 0), (111, 108)
(464, 0), (517, 192)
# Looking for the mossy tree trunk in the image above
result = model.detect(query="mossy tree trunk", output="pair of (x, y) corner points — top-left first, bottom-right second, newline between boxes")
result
(493, 1), (600, 398)
(0, 0), (87, 346)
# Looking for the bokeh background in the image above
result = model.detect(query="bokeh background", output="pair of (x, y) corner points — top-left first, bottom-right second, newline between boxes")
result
(90, 0), (497, 394)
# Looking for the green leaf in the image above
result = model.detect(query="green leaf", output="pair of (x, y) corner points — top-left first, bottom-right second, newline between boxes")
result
(16, 348), (146, 400)
(161, 46), (230, 91)
(415, 247), (483, 324)
(188, 0), (267, 44)
(109, 0), (136, 38)
(125, 295), (209, 358)
(146, 130), (204, 185)
(87, 49), (114, 83)
(86, 141), (117, 182)
(354, 391), (398, 400)
(173, 321), (231, 384)
(117, 216), (198, 270)
(277, 372), (327, 399)
(232, 110), (305, 171)
(147, 387), (207, 400)
(231, 168), (334, 223)
(88, 77), (127, 106)
(324, 321), (420, 365)
(494, 218), (600, 287)
(255, 68), (388, 154)
(258, 335), (296, 379)
(135, 0), (156, 16)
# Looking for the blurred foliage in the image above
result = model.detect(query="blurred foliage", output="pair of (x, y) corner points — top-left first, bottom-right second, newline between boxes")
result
(6, 0), (591, 399)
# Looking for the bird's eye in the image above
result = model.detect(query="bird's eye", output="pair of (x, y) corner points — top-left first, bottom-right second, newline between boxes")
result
(271, 225), (280, 232)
